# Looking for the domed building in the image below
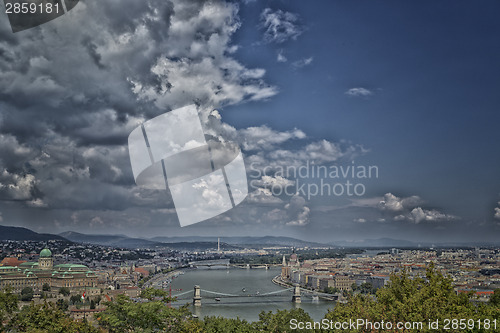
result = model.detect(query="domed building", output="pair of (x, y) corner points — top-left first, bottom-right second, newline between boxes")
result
(0, 248), (97, 295)
(38, 248), (53, 270)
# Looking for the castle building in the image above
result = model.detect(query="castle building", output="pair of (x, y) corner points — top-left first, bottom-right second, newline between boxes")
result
(0, 248), (97, 294)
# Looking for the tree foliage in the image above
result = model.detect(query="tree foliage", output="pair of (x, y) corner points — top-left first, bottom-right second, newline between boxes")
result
(256, 308), (316, 333)
(325, 263), (499, 332)
(58, 287), (70, 296)
(20, 287), (33, 302)
(98, 293), (199, 333)
(6, 302), (101, 333)
(490, 289), (500, 306)
(0, 287), (18, 333)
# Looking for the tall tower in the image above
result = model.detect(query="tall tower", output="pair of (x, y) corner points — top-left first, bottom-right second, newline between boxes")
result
(281, 255), (290, 280)
(217, 238), (220, 253)
(38, 248), (53, 270)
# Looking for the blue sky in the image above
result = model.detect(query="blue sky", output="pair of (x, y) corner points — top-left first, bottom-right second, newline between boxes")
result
(225, 0), (500, 222)
(0, 0), (499, 243)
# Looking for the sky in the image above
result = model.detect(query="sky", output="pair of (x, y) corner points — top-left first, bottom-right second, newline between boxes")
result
(0, 0), (499, 243)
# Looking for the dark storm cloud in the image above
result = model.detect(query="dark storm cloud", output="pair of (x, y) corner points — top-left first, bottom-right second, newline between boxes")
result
(81, 37), (106, 70)
(0, 0), (289, 230)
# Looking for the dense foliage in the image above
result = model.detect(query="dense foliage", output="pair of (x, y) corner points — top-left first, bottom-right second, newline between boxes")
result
(325, 263), (499, 332)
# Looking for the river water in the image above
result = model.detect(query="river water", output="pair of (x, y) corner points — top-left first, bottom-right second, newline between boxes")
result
(168, 267), (335, 322)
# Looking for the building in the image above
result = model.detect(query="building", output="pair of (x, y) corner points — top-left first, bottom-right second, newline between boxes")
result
(0, 257), (26, 267)
(281, 254), (301, 281)
(366, 276), (387, 290)
(0, 248), (98, 294)
(281, 255), (290, 280)
(333, 275), (354, 291)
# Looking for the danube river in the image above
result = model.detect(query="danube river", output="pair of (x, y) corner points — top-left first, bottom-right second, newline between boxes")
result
(168, 267), (335, 322)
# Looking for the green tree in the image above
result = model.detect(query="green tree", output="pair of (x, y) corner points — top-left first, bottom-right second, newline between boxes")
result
(20, 287), (33, 302)
(6, 302), (101, 333)
(98, 293), (199, 332)
(202, 316), (254, 333)
(58, 287), (70, 296)
(0, 287), (19, 332)
(324, 286), (340, 294)
(42, 283), (51, 292)
(69, 295), (81, 305)
(255, 308), (317, 333)
(324, 263), (500, 332)
(490, 288), (500, 306)
(357, 282), (375, 294)
(140, 287), (172, 302)
(56, 299), (69, 312)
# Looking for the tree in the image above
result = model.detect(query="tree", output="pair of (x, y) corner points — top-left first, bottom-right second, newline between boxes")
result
(6, 302), (102, 333)
(20, 287), (33, 302)
(325, 263), (500, 332)
(56, 299), (69, 312)
(490, 288), (500, 306)
(324, 286), (340, 294)
(357, 282), (376, 294)
(59, 287), (70, 296)
(98, 293), (199, 332)
(140, 287), (172, 302)
(42, 283), (51, 292)
(202, 316), (254, 333)
(90, 300), (96, 310)
(255, 308), (316, 333)
(69, 295), (81, 305)
(0, 287), (19, 331)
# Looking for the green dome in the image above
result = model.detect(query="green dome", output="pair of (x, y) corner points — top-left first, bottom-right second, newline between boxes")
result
(40, 248), (52, 257)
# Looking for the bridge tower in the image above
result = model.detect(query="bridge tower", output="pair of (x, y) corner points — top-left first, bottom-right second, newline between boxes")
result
(292, 284), (301, 303)
(193, 285), (201, 306)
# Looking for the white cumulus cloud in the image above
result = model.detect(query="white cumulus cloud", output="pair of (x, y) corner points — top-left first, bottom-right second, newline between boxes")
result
(345, 87), (374, 97)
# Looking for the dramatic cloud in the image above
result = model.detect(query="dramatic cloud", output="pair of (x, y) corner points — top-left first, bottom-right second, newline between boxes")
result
(260, 8), (303, 43)
(378, 193), (457, 224)
(345, 87), (374, 97)
(407, 207), (457, 224)
(285, 195), (310, 226)
(378, 193), (423, 212)
(0, 0), (358, 233)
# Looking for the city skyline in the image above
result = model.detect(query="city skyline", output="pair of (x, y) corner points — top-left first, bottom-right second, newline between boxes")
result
(0, 1), (499, 243)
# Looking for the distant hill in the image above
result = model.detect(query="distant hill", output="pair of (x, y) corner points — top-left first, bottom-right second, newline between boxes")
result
(59, 231), (165, 249)
(150, 236), (329, 248)
(334, 238), (418, 248)
(59, 231), (241, 250)
(0, 225), (68, 242)
(334, 238), (500, 248)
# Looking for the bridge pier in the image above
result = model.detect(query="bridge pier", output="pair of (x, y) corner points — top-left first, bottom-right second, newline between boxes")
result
(193, 285), (201, 306)
(292, 284), (301, 303)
